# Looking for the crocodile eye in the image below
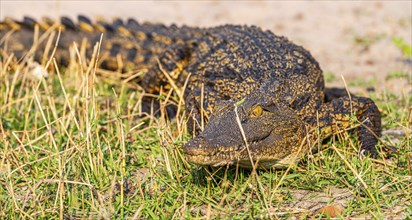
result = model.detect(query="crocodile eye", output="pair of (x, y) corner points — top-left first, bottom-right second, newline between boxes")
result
(251, 105), (263, 117)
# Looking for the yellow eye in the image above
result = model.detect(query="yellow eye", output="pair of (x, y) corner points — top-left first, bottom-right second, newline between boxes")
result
(251, 105), (263, 117)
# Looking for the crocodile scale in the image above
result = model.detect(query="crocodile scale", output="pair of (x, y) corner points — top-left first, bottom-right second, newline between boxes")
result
(0, 16), (381, 169)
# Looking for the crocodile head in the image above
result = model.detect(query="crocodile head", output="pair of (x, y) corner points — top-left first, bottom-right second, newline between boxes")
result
(183, 93), (307, 169)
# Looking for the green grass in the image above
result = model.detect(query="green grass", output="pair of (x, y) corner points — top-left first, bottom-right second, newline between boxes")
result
(392, 37), (412, 59)
(0, 50), (411, 219)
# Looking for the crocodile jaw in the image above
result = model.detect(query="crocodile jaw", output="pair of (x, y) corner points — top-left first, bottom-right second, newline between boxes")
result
(182, 93), (307, 169)
(183, 138), (303, 170)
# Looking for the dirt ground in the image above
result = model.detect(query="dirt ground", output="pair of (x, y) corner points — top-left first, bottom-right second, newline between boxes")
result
(1, 1), (411, 94)
(1, 1), (411, 218)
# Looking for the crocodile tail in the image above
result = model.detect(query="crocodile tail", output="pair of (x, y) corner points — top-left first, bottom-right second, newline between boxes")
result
(1, 16), (101, 68)
(0, 16), (196, 71)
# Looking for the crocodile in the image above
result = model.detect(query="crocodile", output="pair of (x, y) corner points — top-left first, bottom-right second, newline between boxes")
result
(0, 16), (382, 169)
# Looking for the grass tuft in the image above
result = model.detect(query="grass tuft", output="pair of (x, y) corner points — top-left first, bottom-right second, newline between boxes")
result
(0, 39), (411, 219)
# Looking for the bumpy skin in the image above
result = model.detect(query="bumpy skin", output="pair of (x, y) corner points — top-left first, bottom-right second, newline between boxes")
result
(0, 16), (381, 169)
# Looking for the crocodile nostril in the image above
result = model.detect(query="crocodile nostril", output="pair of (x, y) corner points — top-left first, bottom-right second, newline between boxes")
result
(182, 139), (204, 155)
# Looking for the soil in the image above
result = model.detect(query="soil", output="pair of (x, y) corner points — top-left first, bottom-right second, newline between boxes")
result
(0, 1), (412, 95)
(1, 1), (411, 218)
(1, 1), (411, 95)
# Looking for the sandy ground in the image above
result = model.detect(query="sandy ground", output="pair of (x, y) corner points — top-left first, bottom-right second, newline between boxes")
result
(1, 1), (411, 94)
(1, 2), (411, 218)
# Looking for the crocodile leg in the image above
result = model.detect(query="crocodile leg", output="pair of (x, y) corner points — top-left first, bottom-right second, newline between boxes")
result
(137, 43), (193, 118)
(306, 96), (381, 157)
(141, 43), (192, 93)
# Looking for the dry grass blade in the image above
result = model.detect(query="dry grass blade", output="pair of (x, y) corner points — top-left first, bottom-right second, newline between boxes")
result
(0, 21), (410, 219)
(233, 105), (272, 215)
(330, 143), (381, 214)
